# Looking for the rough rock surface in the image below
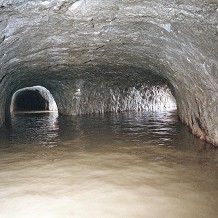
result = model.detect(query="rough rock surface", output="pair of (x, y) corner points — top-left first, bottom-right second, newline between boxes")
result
(0, 0), (218, 145)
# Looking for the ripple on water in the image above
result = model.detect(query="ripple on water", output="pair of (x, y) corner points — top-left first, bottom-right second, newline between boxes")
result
(0, 110), (217, 218)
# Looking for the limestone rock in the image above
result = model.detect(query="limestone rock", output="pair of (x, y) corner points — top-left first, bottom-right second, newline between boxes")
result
(0, 0), (218, 145)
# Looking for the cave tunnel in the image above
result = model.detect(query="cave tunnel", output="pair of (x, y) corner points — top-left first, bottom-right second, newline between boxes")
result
(13, 90), (49, 112)
(10, 86), (58, 113)
(0, 0), (217, 146)
(0, 1), (218, 217)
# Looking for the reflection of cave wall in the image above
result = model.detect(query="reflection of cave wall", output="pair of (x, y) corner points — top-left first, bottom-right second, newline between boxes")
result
(0, 0), (218, 146)
(13, 90), (49, 111)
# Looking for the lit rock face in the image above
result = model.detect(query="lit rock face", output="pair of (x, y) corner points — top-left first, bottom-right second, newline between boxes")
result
(0, 0), (218, 145)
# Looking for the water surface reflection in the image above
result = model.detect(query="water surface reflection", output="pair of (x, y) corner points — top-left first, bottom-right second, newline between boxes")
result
(0, 110), (217, 218)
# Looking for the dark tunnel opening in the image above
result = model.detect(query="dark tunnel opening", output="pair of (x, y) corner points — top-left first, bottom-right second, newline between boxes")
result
(13, 90), (49, 111)
(10, 86), (58, 114)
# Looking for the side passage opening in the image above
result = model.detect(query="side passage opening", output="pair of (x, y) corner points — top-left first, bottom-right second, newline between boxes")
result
(10, 86), (58, 114)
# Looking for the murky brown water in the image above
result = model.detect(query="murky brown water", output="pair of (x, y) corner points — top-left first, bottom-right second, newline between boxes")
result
(0, 110), (217, 218)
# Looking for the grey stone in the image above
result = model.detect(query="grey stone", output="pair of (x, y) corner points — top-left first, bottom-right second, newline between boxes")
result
(0, 0), (218, 145)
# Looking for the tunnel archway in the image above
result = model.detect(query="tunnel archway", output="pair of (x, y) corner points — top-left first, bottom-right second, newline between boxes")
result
(13, 90), (49, 111)
(10, 86), (58, 113)
(0, 0), (217, 146)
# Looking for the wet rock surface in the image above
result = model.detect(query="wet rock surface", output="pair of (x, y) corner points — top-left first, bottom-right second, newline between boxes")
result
(0, 0), (218, 145)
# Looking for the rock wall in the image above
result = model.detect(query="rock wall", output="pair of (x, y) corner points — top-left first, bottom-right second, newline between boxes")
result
(0, 0), (218, 145)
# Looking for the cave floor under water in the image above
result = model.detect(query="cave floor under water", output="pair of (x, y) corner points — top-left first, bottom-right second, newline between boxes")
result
(0, 110), (217, 218)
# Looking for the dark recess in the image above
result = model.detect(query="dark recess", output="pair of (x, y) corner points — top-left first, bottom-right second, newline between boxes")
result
(13, 90), (49, 111)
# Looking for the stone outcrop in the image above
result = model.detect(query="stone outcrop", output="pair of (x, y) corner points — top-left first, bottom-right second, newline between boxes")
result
(0, 0), (218, 145)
